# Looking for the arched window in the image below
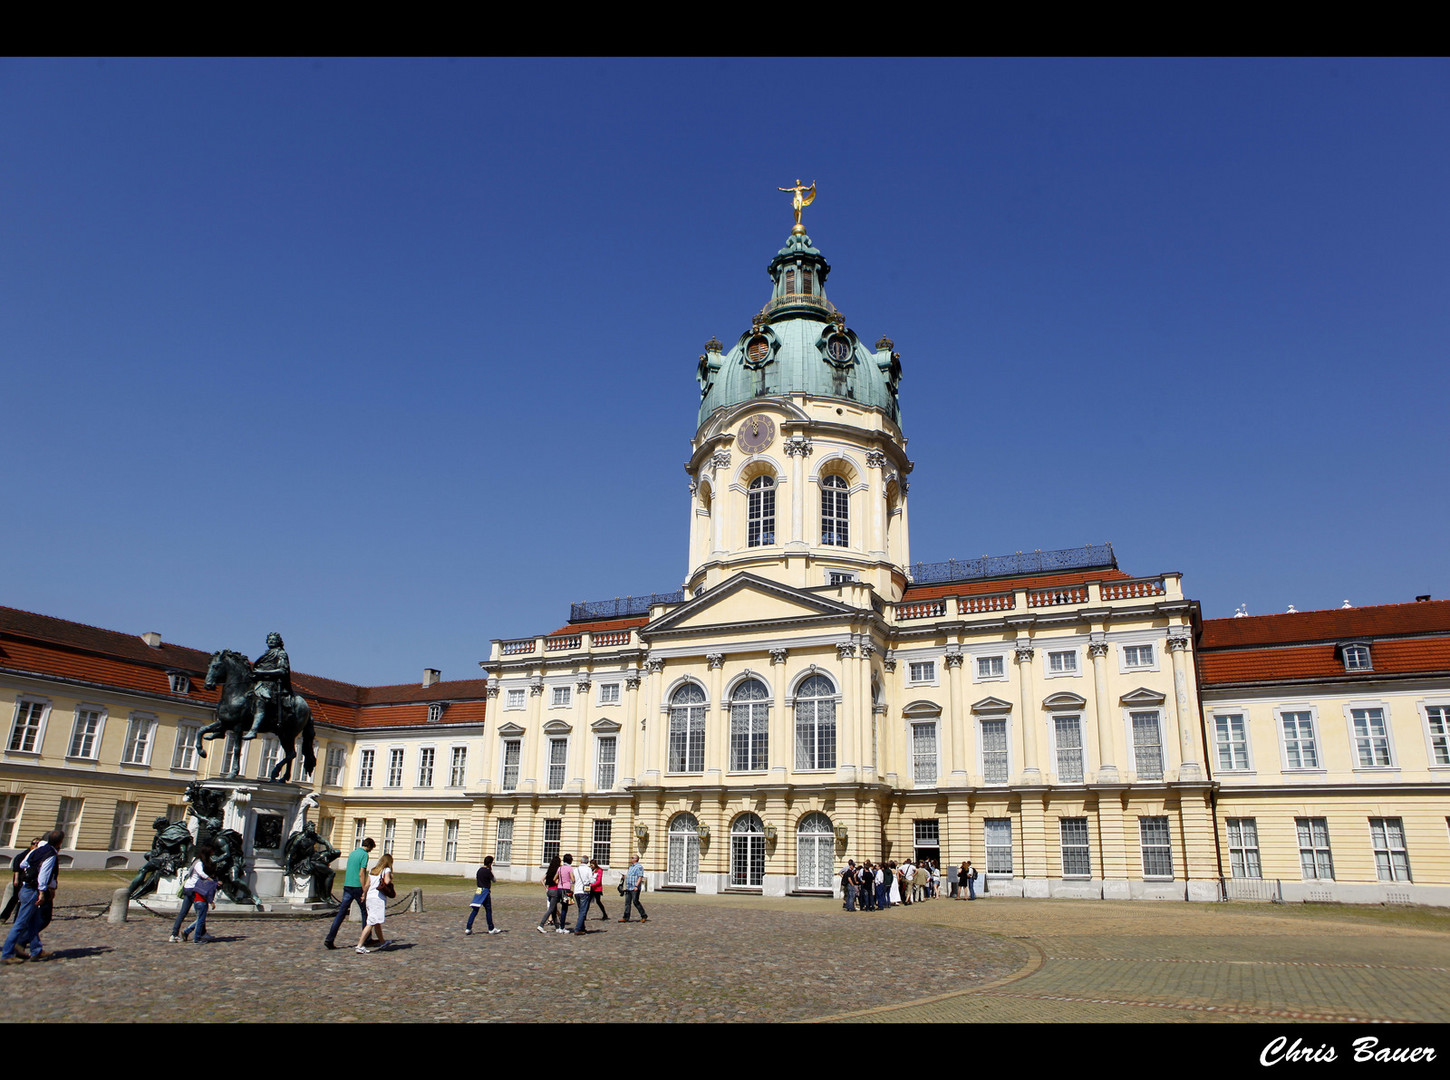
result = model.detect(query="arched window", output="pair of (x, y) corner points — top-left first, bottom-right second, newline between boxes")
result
(747, 475), (776, 547)
(797, 811), (835, 891)
(731, 813), (765, 887)
(668, 682), (707, 773)
(730, 678), (770, 771)
(794, 674), (837, 771)
(667, 812), (700, 887)
(821, 473), (849, 547)
(784, 267), (796, 294)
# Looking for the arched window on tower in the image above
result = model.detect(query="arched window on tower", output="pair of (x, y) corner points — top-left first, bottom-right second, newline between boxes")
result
(784, 268), (796, 295)
(668, 682), (707, 773)
(821, 473), (849, 547)
(747, 475), (776, 547)
(794, 674), (838, 771)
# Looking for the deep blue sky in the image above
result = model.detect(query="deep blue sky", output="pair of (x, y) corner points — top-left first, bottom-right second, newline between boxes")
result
(3, 58), (1446, 686)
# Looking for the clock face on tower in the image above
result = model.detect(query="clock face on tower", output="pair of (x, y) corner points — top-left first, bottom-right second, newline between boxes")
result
(736, 415), (776, 455)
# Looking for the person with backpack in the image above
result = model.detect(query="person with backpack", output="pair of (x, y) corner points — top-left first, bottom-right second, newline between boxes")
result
(963, 860), (978, 900)
(2, 829), (63, 964)
(169, 842), (219, 943)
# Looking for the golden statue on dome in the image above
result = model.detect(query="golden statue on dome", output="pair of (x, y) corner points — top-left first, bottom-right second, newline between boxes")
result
(778, 179), (816, 234)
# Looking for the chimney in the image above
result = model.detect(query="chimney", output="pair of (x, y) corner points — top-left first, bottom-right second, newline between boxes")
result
(141, 632), (162, 648)
(1416, 595), (1431, 602)
(423, 668), (441, 688)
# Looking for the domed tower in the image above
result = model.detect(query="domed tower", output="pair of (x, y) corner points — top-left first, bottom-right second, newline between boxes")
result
(684, 186), (912, 601)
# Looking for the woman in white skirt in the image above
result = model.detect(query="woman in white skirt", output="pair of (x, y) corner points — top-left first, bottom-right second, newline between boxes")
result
(356, 853), (394, 953)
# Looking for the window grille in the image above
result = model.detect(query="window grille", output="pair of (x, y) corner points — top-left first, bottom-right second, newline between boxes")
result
(9, 700), (45, 752)
(358, 749), (375, 788)
(1226, 817), (1261, 878)
(1296, 817), (1333, 879)
(592, 819), (612, 866)
(1131, 712), (1164, 779)
(382, 819), (396, 855)
(747, 475), (776, 547)
(1214, 714), (1249, 770)
(1139, 817), (1173, 878)
(387, 748), (404, 787)
(449, 746), (467, 787)
(1281, 712), (1319, 769)
(547, 738), (567, 790)
(1352, 708), (1392, 767)
(541, 818), (561, 866)
(981, 719), (1008, 782)
(122, 716), (157, 765)
(417, 747), (435, 788)
(984, 818), (1013, 875)
(0, 794), (24, 848)
(794, 675), (837, 770)
(172, 725), (200, 771)
(669, 683), (707, 772)
(1427, 706), (1450, 765)
(501, 739), (521, 791)
(821, 474), (849, 546)
(1054, 715), (1083, 782)
(730, 814), (765, 887)
(323, 745), (345, 785)
(1369, 817), (1411, 882)
(595, 736), (617, 790)
(977, 656), (1004, 679)
(1059, 817), (1091, 877)
(444, 820), (459, 861)
(912, 723), (938, 784)
(729, 679), (769, 771)
(494, 818), (514, 864)
(412, 819), (427, 860)
(69, 709), (102, 758)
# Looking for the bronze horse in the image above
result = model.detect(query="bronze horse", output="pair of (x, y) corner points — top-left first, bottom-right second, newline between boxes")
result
(199, 649), (317, 782)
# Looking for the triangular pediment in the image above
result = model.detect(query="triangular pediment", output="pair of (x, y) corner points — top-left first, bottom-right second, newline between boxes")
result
(495, 721), (526, 736)
(971, 695), (1014, 714)
(648, 573), (863, 635)
(590, 718), (622, 733)
(1121, 686), (1166, 706)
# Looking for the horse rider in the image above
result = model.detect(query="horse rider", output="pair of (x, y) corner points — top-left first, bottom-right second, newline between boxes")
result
(245, 632), (292, 740)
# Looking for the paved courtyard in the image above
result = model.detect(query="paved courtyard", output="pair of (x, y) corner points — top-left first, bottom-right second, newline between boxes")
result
(7, 875), (1450, 1024)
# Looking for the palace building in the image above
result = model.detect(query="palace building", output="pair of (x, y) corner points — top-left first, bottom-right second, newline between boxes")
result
(3, 205), (1446, 904)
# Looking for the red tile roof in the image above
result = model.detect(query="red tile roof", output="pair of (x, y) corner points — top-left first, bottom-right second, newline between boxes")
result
(547, 617), (649, 637)
(901, 568), (1135, 603)
(1200, 600), (1450, 649)
(0, 605), (487, 731)
(1199, 637), (1450, 686)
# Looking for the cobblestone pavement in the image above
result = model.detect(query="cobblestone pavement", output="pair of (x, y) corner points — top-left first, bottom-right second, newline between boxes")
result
(8, 883), (1449, 1024)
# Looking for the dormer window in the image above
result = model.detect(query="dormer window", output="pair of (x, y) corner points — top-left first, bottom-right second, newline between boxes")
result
(1341, 643), (1372, 672)
(168, 673), (190, 694)
(427, 703), (444, 723)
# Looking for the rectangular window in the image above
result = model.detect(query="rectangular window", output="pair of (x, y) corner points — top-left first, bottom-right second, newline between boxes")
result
(501, 739), (521, 791)
(413, 819), (427, 860)
(121, 715), (158, 765)
(506, 688), (525, 710)
(1140, 817), (1174, 878)
(1343, 644), (1372, 671)
(1296, 817), (1333, 879)
(1427, 706), (1450, 766)
(1281, 711), (1319, 769)
(171, 724), (200, 771)
(1226, 818), (1261, 878)
(547, 737), (568, 791)
(984, 818), (1013, 875)
(596, 735), (617, 791)
(68, 709), (103, 759)
(257, 736), (282, 779)
(911, 722), (938, 784)
(323, 746), (345, 786)
(1369, 817), (1411, 882)
(495, 818), (514, 864)
(417, 747), (435, 788)
(318, 817), (335, 841)
(8, 700), (46, 753)
(387, 748), (405, 787)
(1351, 708), (1392, 767)
(357, 749), (375, 788)
(1059, 817), (1091, 877)
(908, 660), (936, 684)
(977, 656), (1004, 679)
(1214, 714), (1250, 771)
(551, 686), (571, 707)
(599, 683), (621, 705)
(353, 819), (366, 849)
(449, 746), (467, 787)
(1048, 650), (1077, 674)
(827, 571), (856, 585)
(914, 818), (940, 857)
(1123, 644), (1155, 669)
(1054, 715), (1084, 782)
(382, 819), (396, 856)
(592, 819), (612, 866)
(109, 801), (137, 850)
(1131, 711), (1164, 779)
(0, 794), (23, 847)
(444, 820), (459, 861)
(981, 719), (1008, 783)
(542, 818), (561, 865)
(55, 797), (83, 845)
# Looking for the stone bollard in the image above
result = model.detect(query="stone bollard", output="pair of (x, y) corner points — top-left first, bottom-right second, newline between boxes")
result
(408, 888), (423, 914)
(109, 886), (130, 924)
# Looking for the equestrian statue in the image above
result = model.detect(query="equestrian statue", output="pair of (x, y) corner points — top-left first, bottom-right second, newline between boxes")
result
(197, 632), (318, 783)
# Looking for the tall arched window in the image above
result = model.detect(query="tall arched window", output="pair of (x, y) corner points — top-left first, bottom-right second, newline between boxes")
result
(794, 674), (837, 771)
(747, 475), (776, 547)
(730, 678), (770, 771)
(668, 682), (707, 773)
(667, 812), (700, 887)
(731, 813), (765, 887)
(797, 811), (835, 890)
(821, 473), (849, 546)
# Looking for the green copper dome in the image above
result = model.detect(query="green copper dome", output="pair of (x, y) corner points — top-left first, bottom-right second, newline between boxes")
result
(696, 231), (902, 428)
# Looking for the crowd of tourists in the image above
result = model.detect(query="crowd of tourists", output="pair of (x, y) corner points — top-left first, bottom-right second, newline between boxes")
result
(837, 857), (979, 911)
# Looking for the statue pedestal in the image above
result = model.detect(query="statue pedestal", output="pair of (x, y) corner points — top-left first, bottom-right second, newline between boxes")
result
(132, 778), (335, 917)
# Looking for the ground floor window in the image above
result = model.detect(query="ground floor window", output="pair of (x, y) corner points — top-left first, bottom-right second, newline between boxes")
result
(1296, 817), (1333, 880)
(494, 818), (513, 865)
(444, 820), (459, 861)
(382, 819), (396, 856)
(353, 818), (366, 850)
(984, 817), (1013, 875)
(667, 813), (700, 886)
(1139, 816), (1173, 878)
(413, 819), (427, 860)
(592, 819), (612, 866)
(55, 797), (83, 847)
(0, 794), (22, 847)
(541, 818), (561, 866)
(1226, 818), (1261, 878)
(1369, 817), (1411, 882)
(108, 801), (137, 851)
(913, 818), (940, 866)
(797, 811), (835, 890)
(731, 813), (765, 887)
(1059, 817), (1091, 877)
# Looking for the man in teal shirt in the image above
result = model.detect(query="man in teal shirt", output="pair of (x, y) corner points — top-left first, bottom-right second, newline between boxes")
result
(323, 837), (374, 949)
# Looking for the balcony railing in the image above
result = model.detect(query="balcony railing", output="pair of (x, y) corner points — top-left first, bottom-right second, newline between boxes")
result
(1101, 577), (1166, 600)
(959, 592), (1016, 614)
(593, 629), (632, 646)
(570, 592), (684, 622)
(1029, 585), (1090, 608)
(898, 599), (946, 621)
(909, 544), (1115, 585)
(500, 638), (536, 656)
(546, 634), (581, 652)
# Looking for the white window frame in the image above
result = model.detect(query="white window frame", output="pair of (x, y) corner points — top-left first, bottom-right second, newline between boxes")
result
(1212, 712), (1252, 772)
(984, 817), (1013, 876)
(505, 688), (526, 711)
(1059, 817), (1091, 878)
(1416, 700), (1450, 768)
(1342, 643), (1372, 672)
(826, 569), (858, 585)
(0, 793), (25, 848)
(386, 747), (405, 787)
(595, 734), (617, 791)
(323, 745), (346, 786)
(907, 659), (937, 686)
(256, 734), (282, 779)
(168, 672), (191, 694)
(121, 712), (160, 766)
(974, 655), (1007, 683)
(67, 705), (108, 760)
(1119, 642), (1159, 673)
(172, 722), (202, 771)
(353, 818), (366, 849)
(1275, 706), (1323, 771)
(792, 674), (838, 772)
(597, 682), (622, 706)
(1345, 702), (1395, 770)
(1369, 817), (1411, 882)
(1127, 709), (1164, 780)
(416, 746), (435, 788)
(412, 819), (428, 860)
(109, 800), (138, 851)
(728, 678), (770, 773)
(55, 796), (84, 846)
(592, 819), (612, 866)
(820, 472), (850, 548)
(444, 819), (459, 861)
(551, 685), (572, 708)
(979, 717), (1010, 784)
(911, 721), (938, 785)
(546, 736), (568, 791)
(541, 818), (561, 866)
(668, 682), (708, 774)
(357, 748), (375, 788)
(1225, 817), (1262, 879)
(1052, 714), (1085, 783)
(1296, 817), (1334, 880)
(448, 745), (468, 787)
(1139, 816), (1174, 879)
(746, 474), (777, 548)
(1045, 649), (1079, 678)
(382, 818), (396, 856)
(500, 738), (521, 792)
(7, 696), (51, 755)
(494, 817), (514, 864)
